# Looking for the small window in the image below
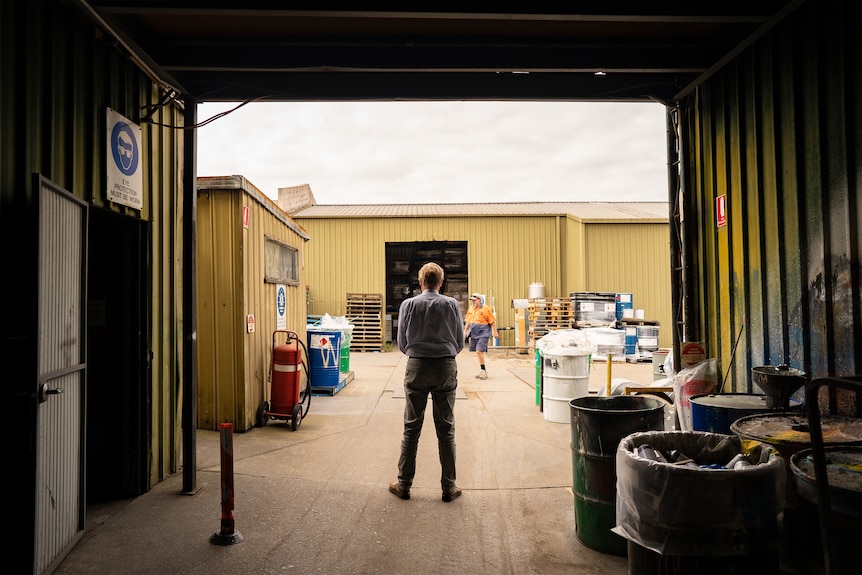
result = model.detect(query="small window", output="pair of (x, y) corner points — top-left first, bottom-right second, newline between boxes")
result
(264, 237), (299, 285)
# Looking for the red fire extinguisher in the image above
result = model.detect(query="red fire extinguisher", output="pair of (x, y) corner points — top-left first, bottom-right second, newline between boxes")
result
(258, 330), (310, 431)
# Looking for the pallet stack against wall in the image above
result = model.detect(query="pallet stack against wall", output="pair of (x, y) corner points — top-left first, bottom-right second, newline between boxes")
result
(346, 293), (384, 352)
(527, 297), (574, 350)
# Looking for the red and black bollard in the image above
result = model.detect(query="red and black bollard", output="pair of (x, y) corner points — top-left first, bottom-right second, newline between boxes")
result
(210, 422), (244, 545)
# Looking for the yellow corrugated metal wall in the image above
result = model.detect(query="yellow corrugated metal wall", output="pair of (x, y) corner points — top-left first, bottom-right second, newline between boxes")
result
(298, 216), (562, 334)
(562, 216), (587, 294)
(197, 189), (242, 430)
(581, 223), (672, 347)
(197, 183), (308, 431)
(297, 214), (669, 346)
(240, 190), (308, 430)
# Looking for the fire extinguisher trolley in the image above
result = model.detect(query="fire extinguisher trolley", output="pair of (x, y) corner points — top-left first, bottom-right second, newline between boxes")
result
(257, 330), (311, 431)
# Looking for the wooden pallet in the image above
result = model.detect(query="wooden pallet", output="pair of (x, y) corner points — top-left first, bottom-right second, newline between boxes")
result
(346, 293), (384, 352)
(529, 300), (574, 320)
(528, 297), (574, 312)
(619, 319), (660, 327)
(528, 297), (574, 341)
(311, 371), (355, 395)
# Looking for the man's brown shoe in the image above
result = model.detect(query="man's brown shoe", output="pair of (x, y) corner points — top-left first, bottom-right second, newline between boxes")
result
(442, 487), (462, 502)
(389, 482), (410, 500)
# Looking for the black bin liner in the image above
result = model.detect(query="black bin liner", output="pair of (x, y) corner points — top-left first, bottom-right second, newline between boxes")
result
(614, 430), (785, 558)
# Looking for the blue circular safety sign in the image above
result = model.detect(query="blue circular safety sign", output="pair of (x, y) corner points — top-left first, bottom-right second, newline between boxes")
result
(111, 121), (139, 176)
(277, 286), (286, 316)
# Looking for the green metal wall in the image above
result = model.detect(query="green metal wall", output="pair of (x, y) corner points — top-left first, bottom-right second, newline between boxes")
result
(1, 0), (185, 493)
(682, 0), (861, 393)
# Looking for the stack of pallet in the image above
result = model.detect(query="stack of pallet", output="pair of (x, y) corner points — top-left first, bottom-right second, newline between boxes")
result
(345, 293), (384, 352)
(528, 297), (574, 350)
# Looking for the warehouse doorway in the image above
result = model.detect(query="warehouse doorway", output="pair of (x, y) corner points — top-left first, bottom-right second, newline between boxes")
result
(86, 208), (150, 502)
(385, 241), (468, 341)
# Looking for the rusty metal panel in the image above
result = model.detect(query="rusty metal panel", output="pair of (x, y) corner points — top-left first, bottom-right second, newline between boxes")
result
(683, 0), (861, 393)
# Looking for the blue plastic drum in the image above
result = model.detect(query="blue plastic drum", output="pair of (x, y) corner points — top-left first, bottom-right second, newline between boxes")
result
(690, 393), (802, 435)
(306, 330), (341, 388)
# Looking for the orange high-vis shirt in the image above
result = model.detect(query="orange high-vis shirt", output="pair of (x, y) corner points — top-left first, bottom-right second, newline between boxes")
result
(465, 305), (496, 326)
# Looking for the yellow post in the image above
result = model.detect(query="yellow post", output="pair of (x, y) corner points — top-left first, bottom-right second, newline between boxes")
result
(605, 353), (612, 396)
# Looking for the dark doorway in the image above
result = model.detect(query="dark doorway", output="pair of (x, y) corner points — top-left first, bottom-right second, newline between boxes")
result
(86, 208), (150, 502)
(385, 241), (467, 340)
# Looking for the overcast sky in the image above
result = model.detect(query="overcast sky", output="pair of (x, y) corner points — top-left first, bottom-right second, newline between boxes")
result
(196, 101), (669, 205)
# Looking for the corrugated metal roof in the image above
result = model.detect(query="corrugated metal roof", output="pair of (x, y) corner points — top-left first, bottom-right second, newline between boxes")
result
(291, 202), (669, 222)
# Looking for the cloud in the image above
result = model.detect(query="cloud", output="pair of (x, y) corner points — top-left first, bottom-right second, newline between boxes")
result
(196, 101), (668, 204)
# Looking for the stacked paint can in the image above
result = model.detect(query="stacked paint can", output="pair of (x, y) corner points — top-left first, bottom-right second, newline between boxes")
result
(615, 293), (633, 321)
(624, 325), (638, 356)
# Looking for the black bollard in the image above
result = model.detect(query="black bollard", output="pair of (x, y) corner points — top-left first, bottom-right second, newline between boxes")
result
(210, 422), (244, 545)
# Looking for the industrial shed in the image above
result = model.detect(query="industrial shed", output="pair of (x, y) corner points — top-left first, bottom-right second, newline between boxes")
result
(196, 176), (310, 431)
(287, 194), (672, 349)
(4, 1), (861, 574)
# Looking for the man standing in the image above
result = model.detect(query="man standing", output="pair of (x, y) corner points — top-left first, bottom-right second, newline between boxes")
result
(390, 262), (465, 502)
(464, 293), (498, 379)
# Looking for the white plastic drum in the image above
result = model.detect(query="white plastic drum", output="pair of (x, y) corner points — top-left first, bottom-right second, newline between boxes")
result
(542, 353), (590, 423)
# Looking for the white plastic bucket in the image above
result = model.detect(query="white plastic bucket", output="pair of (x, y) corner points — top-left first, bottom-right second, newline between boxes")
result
(528, 282), (546, 299)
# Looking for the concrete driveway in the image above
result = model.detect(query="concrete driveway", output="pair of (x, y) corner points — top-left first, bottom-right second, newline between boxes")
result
(57, 349), (653, 575)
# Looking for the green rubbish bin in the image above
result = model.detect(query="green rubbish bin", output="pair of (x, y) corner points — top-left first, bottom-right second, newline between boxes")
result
(339, 326), (353, 373)
(535, 348), (542, 407)
(340, 343), (350, 373)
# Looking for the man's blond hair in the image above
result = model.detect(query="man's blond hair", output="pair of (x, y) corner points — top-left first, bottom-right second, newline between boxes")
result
(418, 262), (444, 290)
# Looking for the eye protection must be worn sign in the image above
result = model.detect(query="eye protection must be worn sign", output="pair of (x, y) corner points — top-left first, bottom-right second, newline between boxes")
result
(106, 108), (143, 210)
(276, 285), (287, 330)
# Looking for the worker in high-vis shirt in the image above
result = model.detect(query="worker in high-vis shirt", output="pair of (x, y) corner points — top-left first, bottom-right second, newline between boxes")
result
(464, 293), (498, 379)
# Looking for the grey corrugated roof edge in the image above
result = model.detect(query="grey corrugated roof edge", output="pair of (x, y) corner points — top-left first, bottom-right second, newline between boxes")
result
(290, 201), (669, 222)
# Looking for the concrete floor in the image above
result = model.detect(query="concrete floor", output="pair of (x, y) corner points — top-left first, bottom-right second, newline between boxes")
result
(57, 350), (657, 575)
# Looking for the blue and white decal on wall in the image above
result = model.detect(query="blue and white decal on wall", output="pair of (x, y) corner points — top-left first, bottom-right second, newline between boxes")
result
(106, 108), (143, 210)
(276, 284), (287, 331)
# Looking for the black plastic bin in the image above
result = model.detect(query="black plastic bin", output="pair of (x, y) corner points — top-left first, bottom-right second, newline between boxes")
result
(615, 431), (785, 575)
